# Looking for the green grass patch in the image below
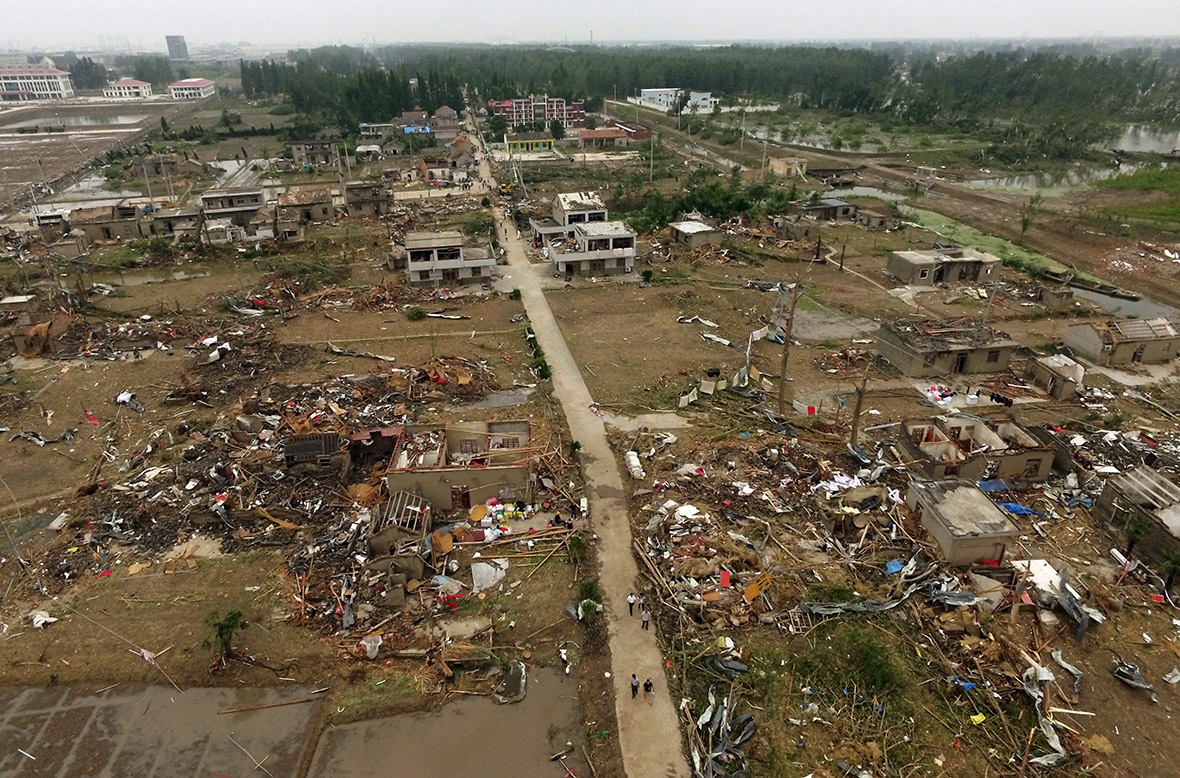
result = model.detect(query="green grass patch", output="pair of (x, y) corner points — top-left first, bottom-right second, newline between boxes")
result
(1098, 165), (1180, 195)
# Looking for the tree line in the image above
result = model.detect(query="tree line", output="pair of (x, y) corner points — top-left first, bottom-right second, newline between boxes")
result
(239, 58), (463, 127)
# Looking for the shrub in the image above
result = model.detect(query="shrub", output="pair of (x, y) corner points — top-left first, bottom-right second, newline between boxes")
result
(203, 609), (248, 658)
(578, 580), (602, 603)
(405, 306), (426, 321)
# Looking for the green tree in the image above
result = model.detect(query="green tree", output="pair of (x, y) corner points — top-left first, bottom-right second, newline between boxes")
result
(1123, 512), (1154, 556)
(68, 56), (108, 90)
(584, 115), (598, 130)
(159, 117), (169, 134)
(487, 114), (508, 138)
(1020, 192), (1044, 236)
(549, 119), (566, 141)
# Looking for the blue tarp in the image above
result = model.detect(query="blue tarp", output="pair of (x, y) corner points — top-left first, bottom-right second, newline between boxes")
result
(884, 559), (904, 574)
(997, 502), (1039, 515)
(978, 479), (1013, 492)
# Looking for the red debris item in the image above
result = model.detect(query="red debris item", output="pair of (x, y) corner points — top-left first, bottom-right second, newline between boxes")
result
(1152, 594), (1166, 604)
(84, 410), (100, 425)
(97, 569), (111, 578)
(952, 738), (965, 752)
(324, 313), (340, 322)
(720, 571), (731, 588)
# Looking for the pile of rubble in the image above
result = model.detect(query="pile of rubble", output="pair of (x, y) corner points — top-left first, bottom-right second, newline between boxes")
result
(621, 414), (1180, 773)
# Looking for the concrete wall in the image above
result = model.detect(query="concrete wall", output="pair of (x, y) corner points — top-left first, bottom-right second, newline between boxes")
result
(75, 219), (145, 242)
(672, 230), (721, 250)
(1066, 323), (1180, 365)
(885, 254), (928, 285)
(385, 465), (532, 513)
(876, 327), (1014, 377)
(1023, 361), (1079, 401)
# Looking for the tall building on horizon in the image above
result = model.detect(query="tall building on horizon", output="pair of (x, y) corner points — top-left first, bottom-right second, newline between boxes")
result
(165, 35), (189, 62)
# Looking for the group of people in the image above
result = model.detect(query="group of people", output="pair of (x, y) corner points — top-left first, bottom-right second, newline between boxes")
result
(627, 592), (654, 700)
(626, 592), (651, 629)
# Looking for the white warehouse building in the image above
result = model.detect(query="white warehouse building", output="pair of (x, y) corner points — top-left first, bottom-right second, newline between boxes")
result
(167, 78), (216, 100)
(103, 78), (153, 99)
(639, 88), (719, 112)
(0, 67), (75, 101)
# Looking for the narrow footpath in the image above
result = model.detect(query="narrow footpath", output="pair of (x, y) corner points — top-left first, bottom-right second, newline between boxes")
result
(476, 152), (689, 778)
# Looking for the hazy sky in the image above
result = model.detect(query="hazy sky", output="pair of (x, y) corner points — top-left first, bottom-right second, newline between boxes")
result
(8, 0), (1180, 51)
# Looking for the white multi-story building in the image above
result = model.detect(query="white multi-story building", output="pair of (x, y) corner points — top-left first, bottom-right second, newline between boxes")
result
(639, 88), (719, 113)
(0, 67), (75, 101)
(103, 78), (153, 99)
(167, 77), (215, 100)
(550, 221), (637, 278)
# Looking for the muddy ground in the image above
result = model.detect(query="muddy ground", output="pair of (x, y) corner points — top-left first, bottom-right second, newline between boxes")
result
(309, 668), (588, 778)
(0, 683), (319, 777)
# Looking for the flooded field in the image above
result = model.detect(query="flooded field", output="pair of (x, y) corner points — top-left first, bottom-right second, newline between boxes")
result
(1104, 124), (1180, 154)
(0, 103), (188, 210)
(0, 685), (320, 777)
(967, 162), (1139, 192)
(308, 668), (588, 778)
(2, 114), (148, 130)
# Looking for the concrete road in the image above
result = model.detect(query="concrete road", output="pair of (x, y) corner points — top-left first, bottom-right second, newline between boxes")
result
(489, 200), (691, 778)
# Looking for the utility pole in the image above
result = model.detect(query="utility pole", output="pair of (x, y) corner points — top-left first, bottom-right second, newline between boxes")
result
(740, 107), (747, 152)
(848, 363), (871, 451)
(760, 129), (768, 177)
(650, 132), (655, 182)
(162, 163), (175, 204)
(776, 284), (803, 416)
(141, 162), (155, 211)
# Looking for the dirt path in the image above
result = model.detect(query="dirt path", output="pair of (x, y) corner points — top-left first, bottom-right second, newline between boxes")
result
(481, 160), (689, 778)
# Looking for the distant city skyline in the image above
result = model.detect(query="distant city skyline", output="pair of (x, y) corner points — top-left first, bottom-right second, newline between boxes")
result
(5, 0), (1180, 52)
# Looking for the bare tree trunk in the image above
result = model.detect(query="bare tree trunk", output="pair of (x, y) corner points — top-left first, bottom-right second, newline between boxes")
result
(776, 286), (802, 416)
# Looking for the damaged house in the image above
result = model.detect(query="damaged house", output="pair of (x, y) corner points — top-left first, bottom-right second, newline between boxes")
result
(1064, 318), (1180, 366)
(876, 320), (1018, 377)
(385, 421), (534, 512)
(669, 220), (723, 250)
(529, 191), (607, 246)
(550, 221), (637, 279)
(906, 480), (1020, 566)
(68, 202), (147, 242)
(1024, 354), (1085, 401)
(400, 230), (495, 287)
(797, 197), (856, 221)
(342, 181), (389, 217)
(1094, 466), (1180, 564)
(200, 188), (265, 230)
(885, 247), (1001, 286)
(899, 416), (1055, 482)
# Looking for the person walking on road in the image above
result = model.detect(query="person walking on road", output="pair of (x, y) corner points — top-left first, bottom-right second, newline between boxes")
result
(643, 678), (654, 697)
(631, 674), (640, 698)
(627, 592), (636, 616)
(641, 608), (651, 630)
